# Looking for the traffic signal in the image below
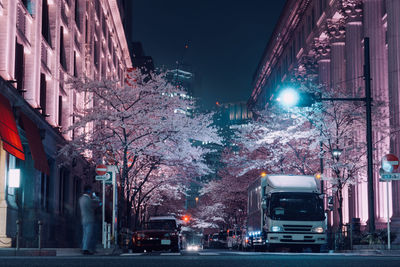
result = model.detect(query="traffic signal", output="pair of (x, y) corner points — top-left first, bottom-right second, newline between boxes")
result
(182, 215), (190, 223)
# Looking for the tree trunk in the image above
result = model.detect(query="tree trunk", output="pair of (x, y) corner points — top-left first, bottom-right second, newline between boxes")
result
(337, 187), (343, 232)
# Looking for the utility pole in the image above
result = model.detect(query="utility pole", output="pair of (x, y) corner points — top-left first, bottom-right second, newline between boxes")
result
(364, 37), (375, 233)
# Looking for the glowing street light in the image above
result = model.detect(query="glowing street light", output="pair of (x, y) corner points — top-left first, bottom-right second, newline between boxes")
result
(276, 88), (300, 107)
(332, 149), (343, 161)
(273, 37), (376, 233)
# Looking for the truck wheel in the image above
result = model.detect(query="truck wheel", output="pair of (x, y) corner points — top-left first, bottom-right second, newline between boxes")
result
(132, 246), (143, 253)
(171, 246), (180, 253)
(311, 245), (321, 253)
(267, 244), (276, 252)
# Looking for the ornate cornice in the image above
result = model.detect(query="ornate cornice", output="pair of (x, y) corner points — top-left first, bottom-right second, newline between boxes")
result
(313, 33), (331, 59)
(294, 54), (319, 83)
(326, 18), (346, 41)
(340, 0), (363, 22)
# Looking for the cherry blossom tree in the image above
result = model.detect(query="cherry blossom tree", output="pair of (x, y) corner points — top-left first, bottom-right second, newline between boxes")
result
(215, 83), (389, 232)
(60, 68), (221, 229)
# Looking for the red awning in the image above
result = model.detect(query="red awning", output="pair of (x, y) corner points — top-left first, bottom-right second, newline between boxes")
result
(20, 113), (50, 175)
(0, 93), (25, 160)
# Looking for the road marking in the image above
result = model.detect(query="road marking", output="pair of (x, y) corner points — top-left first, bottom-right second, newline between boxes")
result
(120, 253), (143, 256)
(160, 253), (181, 256)
(199, 253), (219, 256)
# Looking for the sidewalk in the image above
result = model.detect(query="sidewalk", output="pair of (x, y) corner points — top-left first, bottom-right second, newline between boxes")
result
(0, 247), (121, 257)
(337, 244), (400, 255)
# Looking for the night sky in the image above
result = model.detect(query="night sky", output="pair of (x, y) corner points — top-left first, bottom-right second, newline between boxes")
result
(131, 0), (286, 108)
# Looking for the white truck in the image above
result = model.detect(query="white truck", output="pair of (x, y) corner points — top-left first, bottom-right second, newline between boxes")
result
(247, 174), (327, 252)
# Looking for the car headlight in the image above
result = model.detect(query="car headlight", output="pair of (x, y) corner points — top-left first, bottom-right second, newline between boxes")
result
(312, 227), (324, 233)
(271, 226), (282, 232)
(187, 245), (199, 251)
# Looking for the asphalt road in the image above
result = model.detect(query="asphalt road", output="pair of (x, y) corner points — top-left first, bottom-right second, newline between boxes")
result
(1, 250), (400, 267)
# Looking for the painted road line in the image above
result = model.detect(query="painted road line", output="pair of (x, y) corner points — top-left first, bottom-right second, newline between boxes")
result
(120, 253), (143, 256)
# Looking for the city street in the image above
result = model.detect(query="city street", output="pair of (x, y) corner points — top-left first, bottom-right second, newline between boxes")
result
(1, 249), (400, 267)
(1, 1), (400, 266)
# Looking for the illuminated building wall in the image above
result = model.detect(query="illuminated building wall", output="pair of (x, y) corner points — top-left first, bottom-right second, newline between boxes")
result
(0, 0), (131, 247)
(249, 0), (400, 232)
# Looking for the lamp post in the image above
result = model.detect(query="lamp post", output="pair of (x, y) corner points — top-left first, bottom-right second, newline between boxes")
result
(332, 149), (343, 161)
(276, 37), (375, 233)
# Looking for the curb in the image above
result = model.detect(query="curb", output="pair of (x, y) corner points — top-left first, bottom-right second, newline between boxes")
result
(0, 249), (56, 256)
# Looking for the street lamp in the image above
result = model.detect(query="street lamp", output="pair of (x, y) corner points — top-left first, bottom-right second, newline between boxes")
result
(274, 37), (375, 233)
(332, 149), (343, 161)
(277, 88), (299, 107)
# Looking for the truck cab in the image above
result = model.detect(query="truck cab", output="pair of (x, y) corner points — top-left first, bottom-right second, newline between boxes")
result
(248, 174), (327, 252)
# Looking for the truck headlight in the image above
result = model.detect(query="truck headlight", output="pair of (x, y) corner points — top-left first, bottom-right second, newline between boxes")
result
(271, 226), (282, 232)
(312, 227), (324, 233)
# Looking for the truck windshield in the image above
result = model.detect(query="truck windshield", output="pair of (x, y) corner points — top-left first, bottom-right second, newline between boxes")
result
(269, 192), (325, 221)
(146, 220), (177, 230)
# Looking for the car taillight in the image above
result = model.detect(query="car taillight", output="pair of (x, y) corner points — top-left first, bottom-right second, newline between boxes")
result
(137, 233), (146, 240)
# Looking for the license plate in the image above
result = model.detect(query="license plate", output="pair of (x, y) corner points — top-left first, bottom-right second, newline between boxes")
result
(161, 239), (171, 245)
(292, 236), (303, 241)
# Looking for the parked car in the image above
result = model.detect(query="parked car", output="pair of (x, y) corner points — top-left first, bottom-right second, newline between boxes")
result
(129, 216), (181, 252)
(202, 234), (211, 249)
(209, 233), (220, 248)
(209, 231), (228, 249)
(227, 229), (240, 249)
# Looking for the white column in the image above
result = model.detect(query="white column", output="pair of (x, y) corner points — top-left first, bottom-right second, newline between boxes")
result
(364, 0), (390, 229)
(386, 0), (400, 237)
(0, 147), (12, 247)
(330, 41), (346, 91)
(318, 59), (331, 88)
(345, 20), (364, 222)
(24, 0), (42, 107)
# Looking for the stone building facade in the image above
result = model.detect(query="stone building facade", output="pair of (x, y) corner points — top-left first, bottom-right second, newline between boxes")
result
(0, 0), (131, 247)
(249, 0), (400, 233)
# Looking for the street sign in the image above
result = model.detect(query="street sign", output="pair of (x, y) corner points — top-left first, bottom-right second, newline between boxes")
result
(380, 173), (400, 181)
(104, 171), (113, 184)
(381, 154), (399, 173)
(96, 175), (106, 181)
(96, 164), (108, 176)
(96, 172), (112, 181)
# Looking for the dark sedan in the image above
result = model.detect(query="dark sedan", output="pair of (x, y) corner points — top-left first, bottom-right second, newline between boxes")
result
(130, 216), (181, 252)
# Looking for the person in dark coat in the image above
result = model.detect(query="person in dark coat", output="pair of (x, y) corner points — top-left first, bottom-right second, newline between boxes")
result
(79, 185), (97, 254)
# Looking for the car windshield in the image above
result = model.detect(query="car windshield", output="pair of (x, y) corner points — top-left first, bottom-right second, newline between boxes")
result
(145, 220), (177, 230)
(269, 192), (325, 221)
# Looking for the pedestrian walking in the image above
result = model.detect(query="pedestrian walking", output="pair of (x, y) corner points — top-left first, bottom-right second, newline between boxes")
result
(79, 185), (97, 255)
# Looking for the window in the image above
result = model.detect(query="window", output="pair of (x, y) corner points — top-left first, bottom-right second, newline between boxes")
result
(60, 26), (67, 70)
(319, 0), (324, 16)
(40, 173), (50, 211)
(58, 96), (63, 127)
(75, 0), (80, 29)
(14, 40), (25, 93)
(21, 0), (34, 15)
(42, 0), (51, 46)
(58, 168), (69, 214)
(73, 51), (78, 77)
(40, 73), (47, 114)
(311, 8), (316, 29)
(85, 17), (89, 43)
(94, 39), (99, 69)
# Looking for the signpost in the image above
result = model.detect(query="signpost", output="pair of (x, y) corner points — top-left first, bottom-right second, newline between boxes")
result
(379, 154), (399, 250)
(95, 164), (118, 248)
(95, 164), (108, 176)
